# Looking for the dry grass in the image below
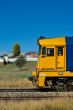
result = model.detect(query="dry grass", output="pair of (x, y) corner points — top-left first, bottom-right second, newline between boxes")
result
(0, 62), (36, 80)
(0, 62), (36, 88)
(0, 62), (37, 88)
(0, 79), (34, 88)
(0, 98), (73, 110)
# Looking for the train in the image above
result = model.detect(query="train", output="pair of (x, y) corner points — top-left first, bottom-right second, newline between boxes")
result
(29, 36), (73, 91)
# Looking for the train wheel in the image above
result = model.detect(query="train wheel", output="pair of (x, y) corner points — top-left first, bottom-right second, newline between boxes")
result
(55, 82), (67, 92)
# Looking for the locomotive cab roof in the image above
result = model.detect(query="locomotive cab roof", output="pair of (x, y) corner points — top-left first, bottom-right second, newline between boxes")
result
(38, 36), (73, 46)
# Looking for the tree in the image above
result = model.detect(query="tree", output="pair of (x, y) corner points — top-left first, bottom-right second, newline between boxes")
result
(13, 43), (21, 57)
(16, 55), (26, 70)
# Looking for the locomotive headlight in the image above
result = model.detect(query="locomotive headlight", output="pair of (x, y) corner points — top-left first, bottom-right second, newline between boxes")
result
(39, 73), (45, 76)
(58, 72), (63, 75)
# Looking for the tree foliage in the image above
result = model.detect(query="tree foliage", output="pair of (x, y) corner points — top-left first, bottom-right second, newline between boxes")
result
(13, 43), (20, 57)
(16, 55), (26, 70)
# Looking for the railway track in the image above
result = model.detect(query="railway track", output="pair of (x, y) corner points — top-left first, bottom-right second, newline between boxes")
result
(0, 88), (40, 92)
(0, 88), (73, 100)
(0, 96), (63, 100)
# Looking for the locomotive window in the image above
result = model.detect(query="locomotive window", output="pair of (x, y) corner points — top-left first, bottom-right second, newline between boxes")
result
(38, 45), (42, 55)
(42, 47), (46, 55)
(58, 47), (63, 56)
(47, 48), (54, 56)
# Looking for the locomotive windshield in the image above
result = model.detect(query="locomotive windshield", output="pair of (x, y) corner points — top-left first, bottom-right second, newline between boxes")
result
(38, 45), (42, 55)
(38, 45), (46, 55)
(47, 48), (54, 56)
(42, 47), (46, 55)
(39, 46), (55, 56)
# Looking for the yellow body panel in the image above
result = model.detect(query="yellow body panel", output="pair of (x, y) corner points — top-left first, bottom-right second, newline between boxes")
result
(32, 71), (36, 76)
(39, 46), (56, 70)
(39, 37), (66, 72)
(56, 46), (65, 70)
(39, 37), (65, 46)
(38, 76), (45, 87)
(39, 71), (73, 77)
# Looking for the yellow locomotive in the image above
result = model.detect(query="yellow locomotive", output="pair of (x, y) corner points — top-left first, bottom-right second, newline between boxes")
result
(29, 37), (73, 90)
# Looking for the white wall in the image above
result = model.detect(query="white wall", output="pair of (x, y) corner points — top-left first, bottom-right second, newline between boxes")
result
(0, 55), (38, 63)
(8, 58), (17, 63)
(0, 57), (17, 63)
(0, 58), (3, 63)
(26, 55), (38, 61)
(4, 56), (8, 62)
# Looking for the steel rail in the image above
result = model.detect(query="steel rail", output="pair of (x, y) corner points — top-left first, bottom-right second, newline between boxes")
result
(0, 88), (40, 92)
(0, 88), (55, 92)
(0, 96), (73, 101)
(0, 88), (73, 100)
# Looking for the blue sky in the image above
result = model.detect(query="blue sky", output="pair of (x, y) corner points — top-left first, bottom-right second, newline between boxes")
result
(0, 0), (73, 53)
